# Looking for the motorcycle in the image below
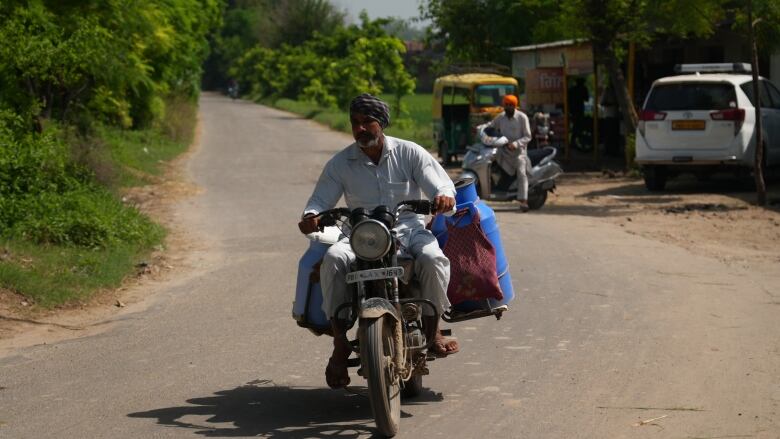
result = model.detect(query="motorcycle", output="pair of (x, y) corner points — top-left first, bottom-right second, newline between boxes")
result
(531, 111), (554, 149)
(460, 124), (563, 210)
(305, 200), (451, 437)
(227, 84), (239, 100)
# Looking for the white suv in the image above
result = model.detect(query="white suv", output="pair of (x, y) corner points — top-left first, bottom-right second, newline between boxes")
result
(635, 63), (780, 190)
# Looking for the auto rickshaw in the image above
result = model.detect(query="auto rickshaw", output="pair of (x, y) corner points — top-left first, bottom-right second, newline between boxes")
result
(432, 73), (519, 165)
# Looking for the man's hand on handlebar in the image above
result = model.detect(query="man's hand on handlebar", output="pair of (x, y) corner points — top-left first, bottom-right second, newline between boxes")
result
(298, 214), (320, 235)
(433, 195), (456, 215)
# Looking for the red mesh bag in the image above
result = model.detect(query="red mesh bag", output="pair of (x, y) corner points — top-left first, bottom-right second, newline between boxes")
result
(442, 209), (503, 305)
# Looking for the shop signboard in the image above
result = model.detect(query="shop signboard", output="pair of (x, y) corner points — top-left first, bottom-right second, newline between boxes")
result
(525, 67), (565, 106)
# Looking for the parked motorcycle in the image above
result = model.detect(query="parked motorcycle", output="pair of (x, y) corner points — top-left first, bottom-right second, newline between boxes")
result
(460, 125), (563, 209)
(531, 111), (554, 149)
(304, 200), (450, 437)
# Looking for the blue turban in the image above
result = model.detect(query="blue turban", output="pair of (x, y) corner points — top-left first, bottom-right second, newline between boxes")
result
(349, 93), (390, 128)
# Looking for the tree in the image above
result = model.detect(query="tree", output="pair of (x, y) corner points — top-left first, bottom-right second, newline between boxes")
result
(546, 0), (725, 136)
(203, 0), (346, 89)
(230, 14), (415, 111)
(735, 0), (780, 206)
(420, 0), (565, 66)
(0, 0), (223, 131)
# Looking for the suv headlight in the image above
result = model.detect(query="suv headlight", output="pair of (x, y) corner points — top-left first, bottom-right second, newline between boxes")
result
(350, 219), (391, 261)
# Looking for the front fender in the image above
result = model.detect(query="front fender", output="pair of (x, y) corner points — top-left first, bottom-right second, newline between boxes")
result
(359, 297), (401, 322)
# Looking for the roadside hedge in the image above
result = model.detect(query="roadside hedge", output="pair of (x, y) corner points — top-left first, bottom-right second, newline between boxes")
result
(0, 115), (162, 248)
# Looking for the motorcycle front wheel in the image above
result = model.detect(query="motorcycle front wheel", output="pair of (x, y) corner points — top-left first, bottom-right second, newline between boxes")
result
(360, 316), (401, 437)
(527, 190), (548, 210)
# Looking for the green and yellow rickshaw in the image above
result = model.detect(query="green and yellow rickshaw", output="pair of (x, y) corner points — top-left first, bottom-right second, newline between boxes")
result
(432, 73), (519, 165)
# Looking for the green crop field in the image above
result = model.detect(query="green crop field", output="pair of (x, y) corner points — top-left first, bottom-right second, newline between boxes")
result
(270, 93), (436, 150)
(381, 93), (434, 149)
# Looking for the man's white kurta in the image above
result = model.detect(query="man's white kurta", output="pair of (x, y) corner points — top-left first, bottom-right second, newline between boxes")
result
(487, 111), (532, 176)
(303, 136), (456, 318)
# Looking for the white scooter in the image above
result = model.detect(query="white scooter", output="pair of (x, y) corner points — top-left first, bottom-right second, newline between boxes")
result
(460, 124), (563, 210)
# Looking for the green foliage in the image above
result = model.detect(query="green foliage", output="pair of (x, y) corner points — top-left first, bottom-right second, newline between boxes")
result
(269, 93), (435, 150)
(202, 0), (346, 89)
(0, 120), (164, 248)
(420, 0), (566, 65)
(0, 1), (212, 306)
(232, 14), (416, 110)
(0, 0), (223, 130)
(7, 189), (164, 248)
(733, 0), (780, 52)
(0, 240), (157, 307)
(0, 118), (83, 198)
(544, 0), (723, 50)
(95, 122), (192, 187)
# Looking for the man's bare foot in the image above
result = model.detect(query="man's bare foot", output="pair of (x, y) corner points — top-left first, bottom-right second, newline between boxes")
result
(325, 354), (350, 389)
(431, 331), (459, 357)
(326, 320), (351, 389)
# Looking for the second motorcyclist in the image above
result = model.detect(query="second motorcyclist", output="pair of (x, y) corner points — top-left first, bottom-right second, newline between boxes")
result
(486, 95), (533, 211)
(297, 94), (459, 389)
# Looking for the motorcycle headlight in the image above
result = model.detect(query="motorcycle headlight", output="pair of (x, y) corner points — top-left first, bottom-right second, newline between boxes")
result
(350, 219), (391, 261)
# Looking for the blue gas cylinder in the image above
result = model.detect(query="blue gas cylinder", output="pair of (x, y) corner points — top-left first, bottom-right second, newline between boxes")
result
(292, 241), (330, 330)
(431, 177), (514, 311)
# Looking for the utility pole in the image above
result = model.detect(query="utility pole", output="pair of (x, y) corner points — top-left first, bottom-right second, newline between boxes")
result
(748, 0), (767, 206)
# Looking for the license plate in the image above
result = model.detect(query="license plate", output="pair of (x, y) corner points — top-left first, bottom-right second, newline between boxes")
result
(672, 120), (705, 130)
(346, 267), (404, 284)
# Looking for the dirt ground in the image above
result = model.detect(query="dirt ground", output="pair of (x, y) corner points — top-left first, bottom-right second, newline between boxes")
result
(548, 171), (780, 272)
(2, 151), (780, 353)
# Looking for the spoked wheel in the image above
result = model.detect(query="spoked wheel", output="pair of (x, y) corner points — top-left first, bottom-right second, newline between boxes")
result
(360, 317), (401, 437)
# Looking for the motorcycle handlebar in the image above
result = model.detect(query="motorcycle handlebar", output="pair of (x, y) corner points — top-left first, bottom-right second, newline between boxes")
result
(313, 200), (436, 230)
(398, 199), (432, 215)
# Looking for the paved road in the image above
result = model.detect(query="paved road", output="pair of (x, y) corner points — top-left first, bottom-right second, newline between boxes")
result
(1, 93), (778, 438)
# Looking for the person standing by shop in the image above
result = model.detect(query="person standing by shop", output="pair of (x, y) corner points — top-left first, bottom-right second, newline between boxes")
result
(568, 77), (590, 149)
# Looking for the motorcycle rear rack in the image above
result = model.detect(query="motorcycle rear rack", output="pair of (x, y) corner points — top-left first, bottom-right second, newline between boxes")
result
(442, 302), (508, 323)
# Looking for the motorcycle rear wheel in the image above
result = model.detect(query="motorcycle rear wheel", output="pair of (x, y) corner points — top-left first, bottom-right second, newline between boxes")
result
(360, 317), (401, 437)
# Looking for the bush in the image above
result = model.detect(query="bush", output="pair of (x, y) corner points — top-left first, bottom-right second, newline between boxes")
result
(0, 120), (163, 249)
(7, 189), (163, 248)
(0, 122), (84, 197)
(231, 17), (415, 110)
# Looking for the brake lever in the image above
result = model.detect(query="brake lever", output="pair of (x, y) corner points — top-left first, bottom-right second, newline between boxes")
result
(318, 212), (337, 229)
(441, 205), (457, 217)
(397, 200), (432, 215)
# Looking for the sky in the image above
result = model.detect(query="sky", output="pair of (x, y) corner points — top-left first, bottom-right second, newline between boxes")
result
(329, 0), (429, 26)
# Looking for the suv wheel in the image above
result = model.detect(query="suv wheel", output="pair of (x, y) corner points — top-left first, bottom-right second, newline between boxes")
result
(643, 165), (668, 191)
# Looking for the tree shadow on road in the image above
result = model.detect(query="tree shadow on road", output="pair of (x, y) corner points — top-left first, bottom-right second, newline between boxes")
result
(128, 379), (443, 438)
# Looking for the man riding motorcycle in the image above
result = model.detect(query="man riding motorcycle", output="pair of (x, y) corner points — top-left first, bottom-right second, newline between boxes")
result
(485, 94), (532, 211)
(297, 94), (459, 389)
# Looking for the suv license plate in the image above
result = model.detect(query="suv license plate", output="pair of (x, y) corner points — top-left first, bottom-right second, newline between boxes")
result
(672, 120), (705, 130)
(346, 267), (405, 284)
